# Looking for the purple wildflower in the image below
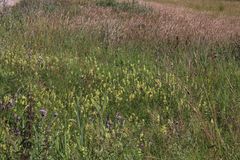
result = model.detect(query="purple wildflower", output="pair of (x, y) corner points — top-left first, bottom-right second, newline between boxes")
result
(40, 109), (47, 117)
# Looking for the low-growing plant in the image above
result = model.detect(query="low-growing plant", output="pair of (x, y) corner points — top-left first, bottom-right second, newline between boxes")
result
(96, 0), (150, 13)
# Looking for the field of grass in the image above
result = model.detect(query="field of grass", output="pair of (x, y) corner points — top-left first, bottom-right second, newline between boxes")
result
(147, 0), (240, 16)
(0, 0), (240, 159)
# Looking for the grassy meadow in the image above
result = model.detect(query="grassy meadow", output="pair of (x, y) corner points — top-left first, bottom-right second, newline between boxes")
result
(148, 0), (240, 16)
(0, 0), (240, 159)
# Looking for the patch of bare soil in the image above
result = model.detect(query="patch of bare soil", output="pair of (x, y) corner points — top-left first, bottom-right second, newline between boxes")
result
(0, 0), (20, 7)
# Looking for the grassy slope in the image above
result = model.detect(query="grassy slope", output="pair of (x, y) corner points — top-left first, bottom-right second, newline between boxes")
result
(0, 0), (240, 159)
(147, 0), (240, 16)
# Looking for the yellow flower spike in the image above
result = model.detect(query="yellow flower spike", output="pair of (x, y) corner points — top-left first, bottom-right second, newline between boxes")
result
(160, 125), (167, 135)
(95, 90), (100, 96)
(163, 95), (167, 104)
(105, 132), (111, 139)
(36, 102), (41, 108)
(140, 132), (144, 141)
(157, 114), (160, 123)
(211, 119), (214, 124)
(180, 99), (184, 106)
(129, 93), (135, 101)
(143, 65), (146, 71)
(3, 96), (9, 102)
(203, 101), (208, 108)
(148, 91), (154, 98)
(0, 144), (7, 151)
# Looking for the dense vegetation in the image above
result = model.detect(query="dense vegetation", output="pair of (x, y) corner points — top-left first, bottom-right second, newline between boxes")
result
(150, 0), (240, 16)
(0, 0), (240, 159)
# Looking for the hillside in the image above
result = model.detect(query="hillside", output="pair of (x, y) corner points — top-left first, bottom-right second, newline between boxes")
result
(146, 0), (240, 16)
(0, 0), (240, 159)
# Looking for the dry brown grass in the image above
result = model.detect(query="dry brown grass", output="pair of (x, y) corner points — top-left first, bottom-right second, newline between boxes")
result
(70, 3), (240, 44)
(26, 1), (240, 47)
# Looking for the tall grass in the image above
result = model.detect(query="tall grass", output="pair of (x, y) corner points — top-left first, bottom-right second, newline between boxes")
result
(148, 0), (240, 16)
(0, 0), (240, 159)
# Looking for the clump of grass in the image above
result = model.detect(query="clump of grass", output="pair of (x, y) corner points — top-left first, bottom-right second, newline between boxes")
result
(96, 0), (150, 13)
